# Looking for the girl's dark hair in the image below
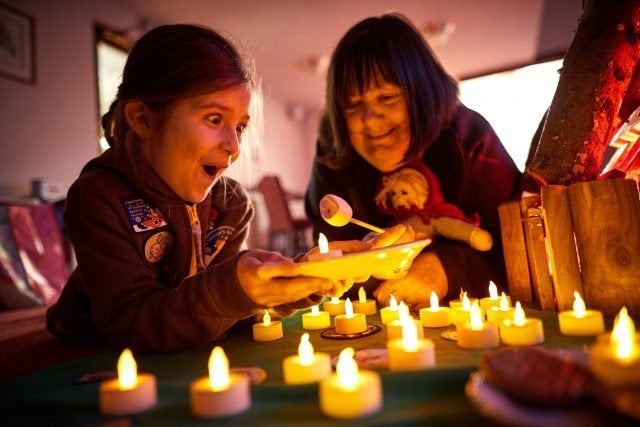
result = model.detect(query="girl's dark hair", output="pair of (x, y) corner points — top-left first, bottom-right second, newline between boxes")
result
(102, 24), (259, 155)
(319, 13), (459, 168)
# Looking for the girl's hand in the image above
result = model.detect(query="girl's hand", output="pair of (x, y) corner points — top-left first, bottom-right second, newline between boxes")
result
(237, 249), (339, 307)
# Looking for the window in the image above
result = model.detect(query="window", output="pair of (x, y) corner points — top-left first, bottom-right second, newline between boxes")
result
(459, 58), (563, 172)
(95, 25), (130, 152)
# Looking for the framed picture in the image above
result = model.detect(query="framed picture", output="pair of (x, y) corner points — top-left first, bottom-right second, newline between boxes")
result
(0, 3), (35, 84)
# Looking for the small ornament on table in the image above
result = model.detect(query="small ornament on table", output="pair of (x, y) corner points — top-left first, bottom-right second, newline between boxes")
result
(386, 301), (424, 341)
(319, 347), (383, 419)
(589, 307), (640, 388)
(323, 296), (346, 316)
(485, 292), (514, 324)
(308, 233), (343, 261)
(380, 294), (400, 325)
(558, 291), (605, 336)
(334, 298), (367, 335)
(302, 304), (331, 330)
(190, 346), (251, 418)
(480, 281), (511, 312)
(387, 313), (436, 371)
(252, 309), (284, 341)
(99, 348), (157, 415)
(498, 302), (545, 346)
(352, 286), (377, 315)
(457, 301), (499, 350)
(283, 333), (332, 385)
(420, 291), (452, 328)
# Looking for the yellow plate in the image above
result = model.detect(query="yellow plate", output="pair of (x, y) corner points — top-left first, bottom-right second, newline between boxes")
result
(297, 238), (431, 280)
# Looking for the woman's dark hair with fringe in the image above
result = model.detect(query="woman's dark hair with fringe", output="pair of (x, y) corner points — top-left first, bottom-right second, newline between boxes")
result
(101, 24), (259, 159)
(319, 13), (459, 169)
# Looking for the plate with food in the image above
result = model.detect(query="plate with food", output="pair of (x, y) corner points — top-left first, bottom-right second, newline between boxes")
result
(296, 238), (431, 281)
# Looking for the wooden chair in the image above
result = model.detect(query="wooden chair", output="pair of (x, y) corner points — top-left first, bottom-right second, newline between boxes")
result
(256, 175), (312, 257)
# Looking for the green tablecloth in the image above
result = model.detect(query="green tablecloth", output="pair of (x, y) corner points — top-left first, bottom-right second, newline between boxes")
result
(0, 308), (607, 426)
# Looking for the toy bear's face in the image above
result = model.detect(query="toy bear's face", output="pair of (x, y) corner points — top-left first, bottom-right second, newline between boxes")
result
(390, 182), (425, 210)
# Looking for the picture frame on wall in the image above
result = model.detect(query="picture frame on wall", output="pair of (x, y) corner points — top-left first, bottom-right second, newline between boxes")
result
(0, 3), (35, 84)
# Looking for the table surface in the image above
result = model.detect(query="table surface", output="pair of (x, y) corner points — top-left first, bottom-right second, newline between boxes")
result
(0, 306), (631, 426)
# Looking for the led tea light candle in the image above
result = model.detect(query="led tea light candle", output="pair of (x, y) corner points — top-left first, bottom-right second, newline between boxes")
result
(387, 315), (436, 371)
(352, 287), (377, 315)
(420, 291), (452, 328)
(589, 307), (640, 387)
(380, 294), (400, 325)
(252, 310), (284, 341)
(450, 292), (474, 327)
(99, 348), (157, 415)
(387, 301), (424, 340)
(302, 304), (331, 330)
(499, 302), (544, 346)
(319, 347), (382, 419)
(323, 296), (346, 316)
(457, 301), (499, 350)
(283, 333), (332, 385)
(449, 289), (478, 309)
(334, 298), (367, 335)
(486, 292), (515, 324)
(558, 291), (605, 336)
(308, 233), (343, 261)
(190, 346), (251, 418)
(480, 281), (511, 312)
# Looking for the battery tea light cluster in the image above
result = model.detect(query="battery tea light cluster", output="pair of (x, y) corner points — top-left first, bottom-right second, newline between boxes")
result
(302, 304), (331, 330)
(352, 286), (377, 315)
(386, 301), (424, 340)
(99, 348), (157, 415)
(387, 314), (436, 371)
(334, 298), (367, 334)
(190, 346), (251, 418)
(380, 294), (400, 325)
(498, 302), (545, 346)
(457, 301), (499, 350)
(283, 333), (332, 385)
(558, 291), (605, 336)
(589, 307), (640, 387)
(485, 292), (514, 324)
(420, 291), (451, 328)
(253, 310), (284, 341)
(319, 347), (382, 419)
(479, 281), (511, 312)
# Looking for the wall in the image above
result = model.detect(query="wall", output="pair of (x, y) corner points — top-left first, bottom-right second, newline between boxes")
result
(0, 0), (315, 203)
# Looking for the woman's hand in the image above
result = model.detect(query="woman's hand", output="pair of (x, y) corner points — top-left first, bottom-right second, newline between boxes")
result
(237, 249), (341, 307)
(373, 251), (448, 310)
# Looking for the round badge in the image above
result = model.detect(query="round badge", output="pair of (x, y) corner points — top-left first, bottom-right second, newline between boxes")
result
(144, 231), (174, 262)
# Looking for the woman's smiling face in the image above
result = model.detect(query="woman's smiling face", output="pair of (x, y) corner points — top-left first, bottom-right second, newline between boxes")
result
(343, 77), (411, 172)
(143, 85), (251, 203)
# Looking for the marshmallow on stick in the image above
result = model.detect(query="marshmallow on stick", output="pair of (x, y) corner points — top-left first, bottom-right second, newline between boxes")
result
(320, 194), (385, 233)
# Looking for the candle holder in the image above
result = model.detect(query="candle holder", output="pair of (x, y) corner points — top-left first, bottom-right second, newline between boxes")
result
(498, 302), (544, 346)
(190, 347), (251, 418)
(318, 348), (382, 419)
(252, 310), (284, 341)
(283, 333), (332, 385)
(352, 287), (377, 315)
(558, 291), (604, 336)
(457, 301), (499, 350)
(419, 291), (451, 328)
(99, 349), (157, 416)
(302, 305), (331, 330)
(323, 297), (346, 316)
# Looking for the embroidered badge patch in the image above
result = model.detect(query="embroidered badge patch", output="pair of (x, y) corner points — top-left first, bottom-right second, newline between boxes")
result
(144, 231), (174, 263)
(122, 197), (168, 233)
(204, 225), (234, 263)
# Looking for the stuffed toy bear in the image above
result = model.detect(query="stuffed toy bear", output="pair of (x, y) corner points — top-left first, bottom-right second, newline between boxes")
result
(374, 160), (493, 251)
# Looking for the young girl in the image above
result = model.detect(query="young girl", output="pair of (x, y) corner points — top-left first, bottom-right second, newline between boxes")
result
(305, 14), (522, 309)
(46, 24), (361, 352)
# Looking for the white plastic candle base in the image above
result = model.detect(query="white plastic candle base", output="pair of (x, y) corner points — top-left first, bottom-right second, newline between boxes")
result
(99, 373), (157, 415)
(319, 370), (382, 419)
(190, 373), (251, 418)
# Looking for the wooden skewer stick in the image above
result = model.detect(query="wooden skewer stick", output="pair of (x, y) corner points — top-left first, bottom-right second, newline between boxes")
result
(349, 218), (385, 234)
